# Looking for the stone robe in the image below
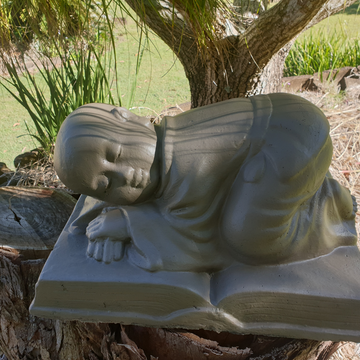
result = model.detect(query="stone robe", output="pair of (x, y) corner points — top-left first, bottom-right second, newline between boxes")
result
(70, 94), (357, 272)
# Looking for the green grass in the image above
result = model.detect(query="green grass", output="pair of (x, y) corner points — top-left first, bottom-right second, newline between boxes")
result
(284, 1), (360, 76)
(284, 32), (360, 76)
(113, 25), (190, 114)
(0, 86), (39, 167)
(310, 2), (360, 40)
(1, 41), (125, 151)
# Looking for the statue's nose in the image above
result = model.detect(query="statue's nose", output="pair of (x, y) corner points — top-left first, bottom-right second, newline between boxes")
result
(110, 166), (134, 186)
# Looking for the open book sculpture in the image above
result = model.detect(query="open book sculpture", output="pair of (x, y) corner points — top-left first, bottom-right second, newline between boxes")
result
(30, 93), (360, 341)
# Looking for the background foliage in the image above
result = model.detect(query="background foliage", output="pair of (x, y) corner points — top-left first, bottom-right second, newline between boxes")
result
(0, 0), (359, 168)
(0, 0), (101, 48)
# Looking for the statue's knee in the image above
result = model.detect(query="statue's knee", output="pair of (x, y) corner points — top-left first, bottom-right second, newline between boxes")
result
(263, 116), (332, 183)
(223, 230), (293, 266)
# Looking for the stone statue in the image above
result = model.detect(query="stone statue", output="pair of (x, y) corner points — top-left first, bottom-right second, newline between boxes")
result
(53, 93), (356, 270)
(30, 93), (360, 342)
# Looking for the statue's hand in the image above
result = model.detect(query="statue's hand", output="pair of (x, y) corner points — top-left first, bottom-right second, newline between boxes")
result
(85, 208), (130, 263)
(86, 237), (125, 263)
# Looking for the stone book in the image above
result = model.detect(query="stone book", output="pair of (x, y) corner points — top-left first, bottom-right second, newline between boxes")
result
(31, 204), (360, 342)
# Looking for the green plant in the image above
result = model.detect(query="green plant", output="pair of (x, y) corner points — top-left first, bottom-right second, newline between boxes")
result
(0, 41), (121, 151)
(0, 0), (130, 153)
(284, 31), (360, 77)
(0, 0), (102, 49)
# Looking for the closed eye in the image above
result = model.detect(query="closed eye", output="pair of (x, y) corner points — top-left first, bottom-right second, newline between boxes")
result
(105, 177), (112, 191)
(115, 147), (121, 161)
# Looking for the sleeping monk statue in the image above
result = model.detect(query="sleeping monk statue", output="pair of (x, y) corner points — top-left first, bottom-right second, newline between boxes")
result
(30, 93), (360, 342)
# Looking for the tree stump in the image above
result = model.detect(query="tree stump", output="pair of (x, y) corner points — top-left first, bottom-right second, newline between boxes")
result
(0, 187), (341, 360)
(0, 187), (77, 259)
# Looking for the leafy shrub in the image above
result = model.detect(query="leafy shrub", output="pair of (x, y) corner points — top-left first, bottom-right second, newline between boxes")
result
(0, 40), (121, 151)
(284, 32), (360, 77)
(0, 0), (126, 152)
(0, 0), (102, 49)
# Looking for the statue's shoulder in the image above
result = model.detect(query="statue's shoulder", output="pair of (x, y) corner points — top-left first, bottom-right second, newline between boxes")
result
(267, 93), (329, 131)
(259, 94), (331, 181)
(168, 98), (254, 129)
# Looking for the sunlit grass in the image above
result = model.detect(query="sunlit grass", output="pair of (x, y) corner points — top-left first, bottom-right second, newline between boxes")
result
(305, 1), (360, 41)
(284, 32), (360, 76)
(111, 17), (190, 113)
(284, 1), (360, 76)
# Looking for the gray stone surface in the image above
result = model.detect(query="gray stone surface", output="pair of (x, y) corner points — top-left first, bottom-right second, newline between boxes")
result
(31, 93), (360, 341)
(31, 225), (360, 341)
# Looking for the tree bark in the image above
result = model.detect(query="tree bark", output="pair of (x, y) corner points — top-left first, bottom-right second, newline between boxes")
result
(257, 40), (295, 94)
(0, 187), (76, 259)
(124, 0), (357, 107)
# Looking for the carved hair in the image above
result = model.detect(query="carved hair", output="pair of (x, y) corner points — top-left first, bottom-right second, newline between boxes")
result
(57, 103), (157, 146)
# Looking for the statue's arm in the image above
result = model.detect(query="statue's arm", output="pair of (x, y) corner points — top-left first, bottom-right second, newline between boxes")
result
(86, 207), (130, 241)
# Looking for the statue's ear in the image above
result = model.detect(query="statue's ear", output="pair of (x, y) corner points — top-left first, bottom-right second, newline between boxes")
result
(111, 107), (128, 122)
(112, 107), (154, 129)
(242, 151), (266, 183)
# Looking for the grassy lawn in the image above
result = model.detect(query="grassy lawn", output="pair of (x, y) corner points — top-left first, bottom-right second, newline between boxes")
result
(298, 1), (360, 41)
(0, 3), (359, 169)
(113, 25), (190, 113)
(318, 2), (360, 39)
(0, 86), (40, 168)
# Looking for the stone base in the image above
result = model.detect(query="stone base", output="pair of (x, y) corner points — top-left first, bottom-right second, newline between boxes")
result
(30, 218), (360, 342)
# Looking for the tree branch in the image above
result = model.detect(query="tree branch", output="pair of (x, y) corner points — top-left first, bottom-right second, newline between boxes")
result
(308, 0), (358, 28)
(238, 0), (357, 67)
(124, 0), (196, 57)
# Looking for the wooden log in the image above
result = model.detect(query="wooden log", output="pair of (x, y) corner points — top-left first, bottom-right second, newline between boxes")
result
(0, 187), (74, 359)
(0, 187), (341, 360)
(0, 187), (76, 259)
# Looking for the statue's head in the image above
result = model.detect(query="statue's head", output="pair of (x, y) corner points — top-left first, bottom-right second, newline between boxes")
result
(54, 103), (159, 205)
